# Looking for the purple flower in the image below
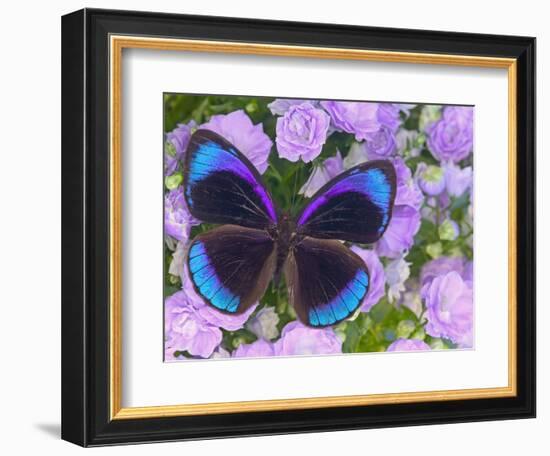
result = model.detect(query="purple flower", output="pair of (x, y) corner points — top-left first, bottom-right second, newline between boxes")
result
(415, 163), (446, 196)
(426, 106), (473, 163)
(164, 291), (222, 359)
(420, 256), (468, 288)
(422, 271), (473, 348)
(299, 151), (344, 197)
(320, 101), (380, 141)
(364, 126), (396, 158)
(387, 338), (431, 352)
(180, 263), (257, 331)
(165, 122), (195, 176)
(246, 307), (280, 340)
(195, 300), (257, 332)
(233, 338), (276, 358)
(350, 246), (385, 312)
(436, 192), (452, 211)
(275, 103), (330, 162)
(385, 257), (410, 303)
(376, 206), (421, 258)
(268, 98), (318, 115)
(201, 110), (273, 174)
(274, 321), (342, 356)
(377, 103), (401, 132)
(393, 157), (424, 209)
(376, 158), (422, 258)
(164, 187), (199, 241)
(464, 261), (473, 282)
(395, 129), (421, 157)
(444, 162), (473, 197)
(168, 240), (186, 279)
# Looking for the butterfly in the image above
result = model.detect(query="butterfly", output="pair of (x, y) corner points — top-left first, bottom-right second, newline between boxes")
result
(183, 129), (397, 328)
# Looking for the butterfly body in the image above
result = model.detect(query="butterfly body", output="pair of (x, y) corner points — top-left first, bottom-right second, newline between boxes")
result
(268, 213), (298, 279)
(182, 129), (396, 327)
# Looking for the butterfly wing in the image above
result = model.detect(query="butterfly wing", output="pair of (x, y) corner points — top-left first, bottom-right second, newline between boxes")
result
(296, 160), (396, 244)
(187, 225), (276, 314)
(183, 129), (277, 229)
(285, 236), (369, 327)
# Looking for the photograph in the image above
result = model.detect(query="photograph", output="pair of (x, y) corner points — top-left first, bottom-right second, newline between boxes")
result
(163, 94), (475, 361)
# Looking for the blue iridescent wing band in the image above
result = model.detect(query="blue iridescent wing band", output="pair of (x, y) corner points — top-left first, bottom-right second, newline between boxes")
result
(183, 129), (277, 230)
(284, 237), (369, 327)
(187, 225), (276, 314)
(296, 160), (396, 244)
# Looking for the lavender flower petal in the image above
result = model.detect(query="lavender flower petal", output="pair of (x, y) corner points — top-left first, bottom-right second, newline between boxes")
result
(268, 98), (318, 115)
(201, 110), (273, 174)
(274, 321), (342, 356)
(164, 186), (199, 242)
(387, 338), (431, 352)
(444, 162), (473, 197)
(320, 101), (380, 141)
(350, 246), (385, 312)
(164, 291), (222, 359)
(364, 126), (397, 159)
(299, 151), (344, 198)
(165, 121), (195, 176)
(246, 307), (280, 340)
(233, 338), (276, 358)
(377, 103), (401, 132)
(422, 271), (474, 348)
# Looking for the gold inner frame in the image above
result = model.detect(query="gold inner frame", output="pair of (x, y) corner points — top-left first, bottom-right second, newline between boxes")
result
(109, 35), (518, 420)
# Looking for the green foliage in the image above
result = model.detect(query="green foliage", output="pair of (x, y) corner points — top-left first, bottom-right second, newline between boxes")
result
(341, 299), (424, 353)
(164, 93), (276, 132)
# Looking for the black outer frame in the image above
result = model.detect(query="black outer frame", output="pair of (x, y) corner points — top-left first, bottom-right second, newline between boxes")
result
(61, 8), (536, 447)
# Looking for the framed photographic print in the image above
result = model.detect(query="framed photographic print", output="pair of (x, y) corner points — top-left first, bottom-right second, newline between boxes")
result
(61, 8), (536, 447)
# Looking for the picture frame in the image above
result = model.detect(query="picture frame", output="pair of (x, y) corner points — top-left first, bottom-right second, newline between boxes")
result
(61, 8), (536, 447)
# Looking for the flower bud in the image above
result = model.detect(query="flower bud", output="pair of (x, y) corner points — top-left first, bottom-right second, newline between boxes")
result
(165, 172), (183, 190)
(438, 219), (460, 241)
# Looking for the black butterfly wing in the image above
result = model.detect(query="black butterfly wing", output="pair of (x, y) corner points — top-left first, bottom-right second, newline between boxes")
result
(187, 225), (276, 314)
(296, 160), (397, 244)
(284, 236), (369, 327)
(183, 129), (277, 230)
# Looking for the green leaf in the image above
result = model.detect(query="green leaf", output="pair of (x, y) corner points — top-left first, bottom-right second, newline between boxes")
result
(416, 219), (438, 243)
(426, 242), (443, 259)
(411, 327), (426, 340)
(369, 299), (393, 324)
(342, 320), (361, 353)
(222, 328), (258, 351)
(163, 284), (180, 298)
(165, 172), (183, 190)
(396, 320), (416, 339)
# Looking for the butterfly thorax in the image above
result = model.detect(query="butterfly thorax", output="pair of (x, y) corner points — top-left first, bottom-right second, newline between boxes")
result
(270, 213), (300, 278)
